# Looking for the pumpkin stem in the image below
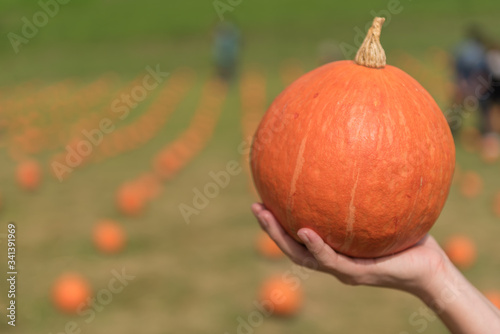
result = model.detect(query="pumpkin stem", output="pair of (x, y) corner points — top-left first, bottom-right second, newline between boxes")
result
(354, 17), (386, 68)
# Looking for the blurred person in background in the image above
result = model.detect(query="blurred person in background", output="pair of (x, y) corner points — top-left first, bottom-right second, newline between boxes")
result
(451, 24), (490, 134)
(452, 24), (488, 102)
(252, 203), (500, 333)
(212, 21), (241, 82)
(478, 44), (500, 155)
(485, 44), (500, 134)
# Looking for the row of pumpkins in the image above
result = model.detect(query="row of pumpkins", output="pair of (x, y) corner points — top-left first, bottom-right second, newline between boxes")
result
(11, 37), (500, 320)
(48, 64), (305, 315)
(51, 229), (500, 316)
(32, 138), (498, 317)
(9, 75), (228, 314)
(13, 111), (500, 318)
(54, 102), (500, 318)
(22, 64), (289, 314)
(49, 67), (275, 315)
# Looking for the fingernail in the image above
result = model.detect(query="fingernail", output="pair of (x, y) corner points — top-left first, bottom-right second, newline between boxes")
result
(298, 230), (309, 243)
(251, 203), (260, 213)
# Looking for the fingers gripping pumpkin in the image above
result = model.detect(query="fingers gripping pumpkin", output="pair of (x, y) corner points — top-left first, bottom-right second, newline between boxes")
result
(250, 18), (455, 258)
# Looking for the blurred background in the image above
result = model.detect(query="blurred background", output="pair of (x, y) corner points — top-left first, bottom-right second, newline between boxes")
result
(0, 0), (500, 333)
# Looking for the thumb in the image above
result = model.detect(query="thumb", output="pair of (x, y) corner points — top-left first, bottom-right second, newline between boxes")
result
(297, 228), (339, 269)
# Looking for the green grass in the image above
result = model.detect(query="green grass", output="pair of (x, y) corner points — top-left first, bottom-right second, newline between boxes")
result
(1, 0), (500, 82)
(0, 1), (500, 333)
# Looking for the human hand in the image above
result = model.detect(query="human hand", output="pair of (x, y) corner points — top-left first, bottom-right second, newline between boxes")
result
(251, 203), (452, 295)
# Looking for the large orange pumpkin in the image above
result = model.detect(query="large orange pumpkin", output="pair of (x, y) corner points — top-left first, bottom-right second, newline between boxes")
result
(250, 18), (455, 258)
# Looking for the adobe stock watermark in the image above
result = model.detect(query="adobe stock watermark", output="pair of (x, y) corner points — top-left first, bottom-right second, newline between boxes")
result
(51, 65), (169, 181)
(8, 0), (72, 54)
(48, 268), (135, 334)
(179, 161), (243, 224)
(223, 258), (317, 334)
(339, 0), (410, 60)
(213, 0), (243, 21)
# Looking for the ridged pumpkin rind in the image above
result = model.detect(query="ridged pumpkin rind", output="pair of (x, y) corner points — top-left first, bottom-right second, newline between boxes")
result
(250, 60), (455, 258)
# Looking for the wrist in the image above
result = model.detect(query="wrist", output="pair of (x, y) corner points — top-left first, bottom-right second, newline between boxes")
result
(402, 253), (500, 333)
(410, 258), (461, 312)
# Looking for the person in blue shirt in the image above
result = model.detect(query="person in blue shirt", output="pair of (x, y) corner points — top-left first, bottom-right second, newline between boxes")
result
(213, 21), (240, 81)
(452, 25), (490, 134)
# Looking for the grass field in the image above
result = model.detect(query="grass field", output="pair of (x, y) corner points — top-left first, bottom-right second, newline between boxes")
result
(1, 1), (500, 333)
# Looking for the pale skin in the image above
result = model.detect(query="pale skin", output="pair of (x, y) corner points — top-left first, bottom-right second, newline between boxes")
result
(252, 203), (500, 334)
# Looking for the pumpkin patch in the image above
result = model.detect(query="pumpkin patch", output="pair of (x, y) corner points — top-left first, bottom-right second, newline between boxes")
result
(3, 3), (500, 332)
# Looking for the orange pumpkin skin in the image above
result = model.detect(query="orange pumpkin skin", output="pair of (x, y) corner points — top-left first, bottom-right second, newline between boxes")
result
(251, 61), (455, 258)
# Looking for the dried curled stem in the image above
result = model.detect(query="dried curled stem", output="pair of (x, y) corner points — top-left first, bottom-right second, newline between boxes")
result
(354, 17), (386, 68)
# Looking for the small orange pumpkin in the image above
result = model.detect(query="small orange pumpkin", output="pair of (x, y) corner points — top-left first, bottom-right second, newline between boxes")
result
(480, 134), (500, 163)
(52, 273), (91, 314)
(484, 290), (500, 309)
(258, 275), (302, 316)
(459, 171), (482, 199)
(256, 232), (284, 259)
(153, 150), (183, 179)
(93, 220), (126, 254)
(443, 235), (477, 269)
(16, 160), (41, 191)
(117, 183), (146, 216)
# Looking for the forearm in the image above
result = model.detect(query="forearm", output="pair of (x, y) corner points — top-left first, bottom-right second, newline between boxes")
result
(413, 260), (500, 334)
